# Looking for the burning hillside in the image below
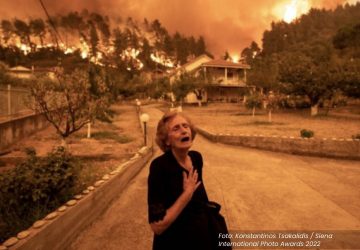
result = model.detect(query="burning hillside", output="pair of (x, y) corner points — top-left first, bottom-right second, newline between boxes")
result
(0, 11), (209, 73)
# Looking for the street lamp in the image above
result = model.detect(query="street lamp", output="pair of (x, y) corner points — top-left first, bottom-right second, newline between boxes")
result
(140, 113), (150, 146)
(136, 99), (141, 113)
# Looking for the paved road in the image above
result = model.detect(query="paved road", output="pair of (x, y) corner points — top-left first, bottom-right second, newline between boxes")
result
(70, 106), (360, 249)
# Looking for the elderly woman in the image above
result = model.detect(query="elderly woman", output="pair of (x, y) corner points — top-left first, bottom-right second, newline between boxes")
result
(147, 111), (214, 250)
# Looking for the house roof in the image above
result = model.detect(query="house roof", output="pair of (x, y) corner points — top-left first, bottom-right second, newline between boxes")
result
(9, 66), (32, 72)
(180, 54), (213, 71)
(202, 59), (250, 69)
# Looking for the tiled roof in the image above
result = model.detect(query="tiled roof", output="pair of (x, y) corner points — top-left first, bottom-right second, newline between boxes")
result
(9, 66), (31, 72)
(202, 59), (250, 69)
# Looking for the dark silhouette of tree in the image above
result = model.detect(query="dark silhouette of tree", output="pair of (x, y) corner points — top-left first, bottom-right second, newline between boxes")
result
(89, 22), (99, 57)
(195, 36), (206, 56)
(173, 32), (189, 64)
(278, 50), (341, 116)
(241, 41), (261, 65)
(248, 54), (279, 94)
(1, 20), (14, 45)
(13, 19), (32, 49)
(139, 37), (155, 70)
(223, 51), (231, 61)
(30, 19), (46, 46)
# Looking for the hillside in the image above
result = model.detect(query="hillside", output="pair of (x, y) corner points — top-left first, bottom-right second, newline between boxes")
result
(0, 10), (210, 75)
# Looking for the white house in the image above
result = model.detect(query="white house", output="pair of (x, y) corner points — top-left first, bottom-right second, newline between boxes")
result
(170, 54), (251, 103)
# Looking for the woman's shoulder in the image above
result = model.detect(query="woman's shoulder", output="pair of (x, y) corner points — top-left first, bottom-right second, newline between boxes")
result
(150, 151), (173, 171)
(189, 150), (202, 156)
(189, 150), (203, 168)
(189, 150), (202, 160)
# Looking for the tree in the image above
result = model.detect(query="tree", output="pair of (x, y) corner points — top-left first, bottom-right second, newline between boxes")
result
(89, 22), (99, 58)
(13, 19), (32, 49)
(1, 20), (14, 45)
(172, 73), (207, 106)
(30, 18), (46, 46)
(139, 37), (155, 70)
(241, 41), (261, 65)
(0, 61), (10, 85)
(245, 92), (263, 117)
(223, 51), (231, 61)
(195, 36), (206, 56)
(29, 68), (110, 143)
(147, 77), (170, 99)
(247, 55), (279, 94)
(173, 32), (189, 64)
(340, 58), (360, 98)
(278, 50), (341, 116)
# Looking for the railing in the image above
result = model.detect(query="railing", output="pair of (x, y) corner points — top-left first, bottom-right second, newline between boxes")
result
(0, 85), (33, 122)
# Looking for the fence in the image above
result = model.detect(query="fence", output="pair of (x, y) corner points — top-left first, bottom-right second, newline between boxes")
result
(0, 85), (32, 119)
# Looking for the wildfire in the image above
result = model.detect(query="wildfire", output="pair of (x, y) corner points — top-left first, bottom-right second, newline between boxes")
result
(16, 43), (31, 55)
(283, 0), (310, 23)
(80, 38), (89, 59)
(231, 54), (239, 63)
(64, 47), (74, 54)
(120, 48), (144, 70)
(150, 52), (175, 68)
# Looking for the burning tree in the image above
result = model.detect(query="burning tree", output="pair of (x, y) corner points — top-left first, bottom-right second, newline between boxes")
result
(29, 68), (110, 143)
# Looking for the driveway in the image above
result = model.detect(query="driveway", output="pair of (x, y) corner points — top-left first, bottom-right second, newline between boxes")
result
(69, 105), (360, 249)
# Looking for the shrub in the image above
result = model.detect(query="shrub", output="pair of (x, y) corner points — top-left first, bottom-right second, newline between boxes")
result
(300, 129), (314, 138)
(0, 147), (81, 243)
(245, 93), (262, 110)
(352, 134), (360, 140)
(92, 131), (133, 143)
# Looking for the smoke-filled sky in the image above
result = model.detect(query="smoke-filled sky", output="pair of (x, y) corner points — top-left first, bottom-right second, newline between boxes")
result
(0, 0), (359, 57)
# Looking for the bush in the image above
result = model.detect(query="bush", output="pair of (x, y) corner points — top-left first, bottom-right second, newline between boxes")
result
(92, 131), (133, 143)
(352, 134), (360, 140)
(300, 129), (314, 138)
(245, 93), (262, 110)
(0, 147), (81, 243)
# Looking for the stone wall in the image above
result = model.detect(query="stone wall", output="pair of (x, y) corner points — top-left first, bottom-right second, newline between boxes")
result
(0, 113), (48, 152)
(3, 147), (153, 250)
(196, 127), (360, 160)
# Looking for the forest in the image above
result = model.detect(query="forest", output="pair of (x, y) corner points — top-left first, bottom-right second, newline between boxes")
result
(242, 3), (360, 115)
(0, 9), (209, 77)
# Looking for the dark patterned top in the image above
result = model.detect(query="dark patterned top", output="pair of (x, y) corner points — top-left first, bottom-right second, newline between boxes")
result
(148, 150), (213, 250)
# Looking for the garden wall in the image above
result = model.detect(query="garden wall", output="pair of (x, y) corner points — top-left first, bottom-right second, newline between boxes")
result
(0, 113), (48, 153)
(3, 147), (153, 250)
(196, 127), (360, 160)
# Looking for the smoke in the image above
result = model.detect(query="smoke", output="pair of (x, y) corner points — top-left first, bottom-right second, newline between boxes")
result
(0, 0), (357, 57)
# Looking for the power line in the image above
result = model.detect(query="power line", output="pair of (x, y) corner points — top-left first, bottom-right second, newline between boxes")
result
(38, 0), (64, 48)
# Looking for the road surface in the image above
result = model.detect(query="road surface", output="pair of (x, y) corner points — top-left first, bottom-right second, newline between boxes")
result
(69, 105), (360, 249)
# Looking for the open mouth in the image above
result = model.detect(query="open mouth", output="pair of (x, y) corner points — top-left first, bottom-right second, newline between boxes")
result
(180, 136), (190, 142)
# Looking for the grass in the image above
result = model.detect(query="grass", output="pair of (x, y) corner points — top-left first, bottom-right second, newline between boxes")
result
(91, 131), (133, 143)
(184, 102), (360, 138)
(241, 121), (287, 126)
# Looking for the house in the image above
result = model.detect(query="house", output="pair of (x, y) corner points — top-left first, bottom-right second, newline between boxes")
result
(201, 59), (252, 102)
(8, 66), (32, 79)
(8, 66), (56, 80)
(170, 54), (252, 103)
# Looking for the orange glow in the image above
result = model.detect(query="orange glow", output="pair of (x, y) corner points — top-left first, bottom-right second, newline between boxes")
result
(150, 52), (175, 68)
(16, 43), (31, 55)
(282, 0), (310, 23)
(79, 39), (89, 59)
(231, 54), (239, 63)
(284, 2), (297, 23)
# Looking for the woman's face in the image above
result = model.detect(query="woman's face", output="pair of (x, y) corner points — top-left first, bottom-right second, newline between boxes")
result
(166, 115), (193, 150)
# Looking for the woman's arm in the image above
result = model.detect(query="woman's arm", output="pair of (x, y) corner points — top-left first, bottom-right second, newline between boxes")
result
(150, 168), (201, 235)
